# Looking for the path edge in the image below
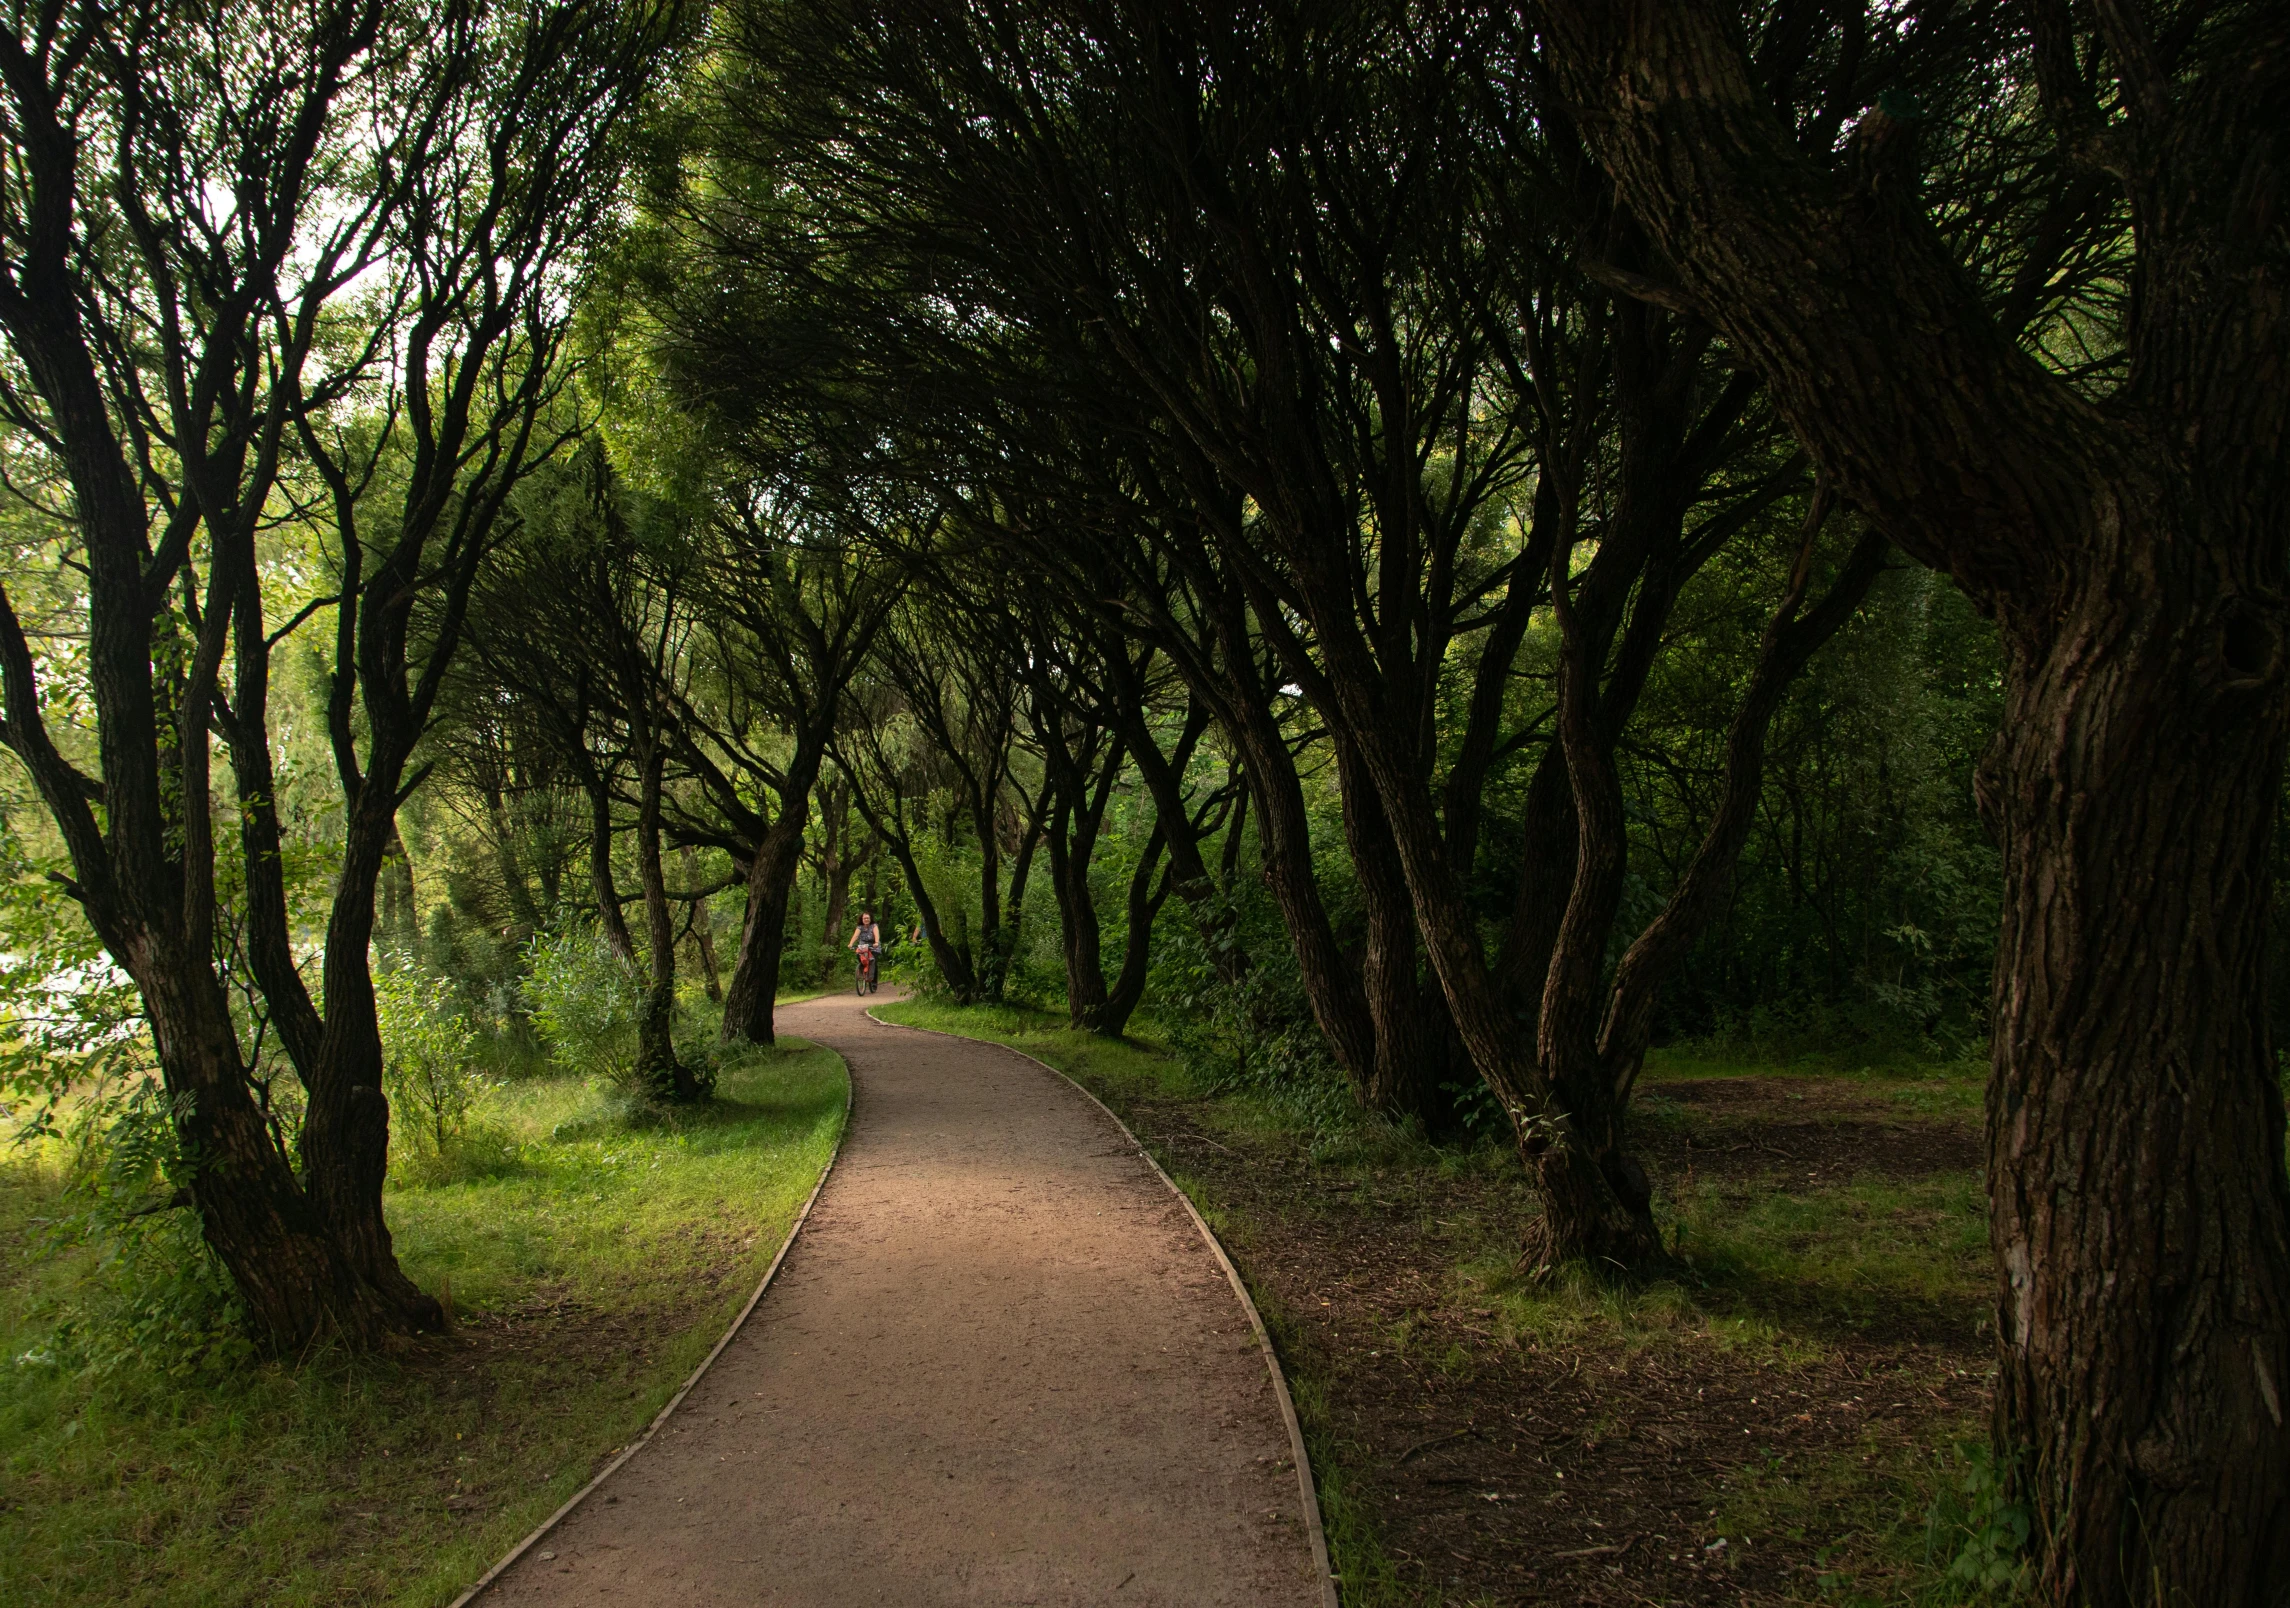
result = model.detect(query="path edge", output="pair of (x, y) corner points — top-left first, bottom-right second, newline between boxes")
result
(872, 1008), (1342, 1608)
(446, 1039), (856, 1608)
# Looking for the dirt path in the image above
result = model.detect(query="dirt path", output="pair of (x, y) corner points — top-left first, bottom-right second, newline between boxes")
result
(474, 991), (1326, 1608)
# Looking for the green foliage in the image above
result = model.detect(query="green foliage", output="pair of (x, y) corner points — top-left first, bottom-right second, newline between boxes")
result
(0, 823), (148, 1142)
(0, 1042), (847, 1608)
(375, 959), (494, 1165)
(520, 922), (644, 1085)
(1922, 1442), (2033, 1599)
(1151, 885), (1355, 1129)
(15, 1204), (252, 1384)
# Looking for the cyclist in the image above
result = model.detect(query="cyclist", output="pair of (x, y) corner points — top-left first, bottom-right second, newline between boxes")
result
(847, 910), (886, 994)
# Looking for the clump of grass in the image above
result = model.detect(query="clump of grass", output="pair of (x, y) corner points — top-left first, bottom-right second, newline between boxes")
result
(1667, 1173), (1991, 1340)
(1452, 1252), (1793, 1359)
(1713, 1429), (2030, 1606)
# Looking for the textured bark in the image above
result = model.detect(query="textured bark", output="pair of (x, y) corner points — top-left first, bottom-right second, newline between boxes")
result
(1979, 488), (2290, 1602)
(138, 955), (404, 1346)
(1537, 4), (2290, 1596)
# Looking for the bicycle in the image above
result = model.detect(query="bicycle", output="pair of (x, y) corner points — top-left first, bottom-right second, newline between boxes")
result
(856, 946), (880, 995)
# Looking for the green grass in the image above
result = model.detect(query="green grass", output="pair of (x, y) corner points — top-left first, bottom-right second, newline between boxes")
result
(1643, 1040), (1990, 1115)
(0, 1038), (847, 1608)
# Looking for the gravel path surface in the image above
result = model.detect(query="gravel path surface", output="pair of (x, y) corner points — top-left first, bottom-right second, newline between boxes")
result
(476, 990), (1324, 1608)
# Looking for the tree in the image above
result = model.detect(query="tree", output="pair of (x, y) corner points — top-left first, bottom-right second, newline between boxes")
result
(716, 0), (1886, 1246)
(1535, 2), (2290, 1599)
(686, 481), (904, 1042)
(0, 0), (683, 1345)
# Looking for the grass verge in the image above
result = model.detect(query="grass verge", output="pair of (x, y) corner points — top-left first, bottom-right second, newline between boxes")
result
(0, 1038), (847, 1608)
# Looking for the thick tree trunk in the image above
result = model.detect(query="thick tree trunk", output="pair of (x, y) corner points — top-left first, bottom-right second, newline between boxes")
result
(1534, 7), (2290, 1592)
(720, 816), (806, 1046)
(1981, 518), (2290, 1604)
(722, 739), (823, 1045)
(136, 941), (408, 1348)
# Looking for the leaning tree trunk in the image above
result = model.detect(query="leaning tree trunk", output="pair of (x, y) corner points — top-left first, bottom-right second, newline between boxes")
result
(1981, 512), (2290, 1604)
(1099, 823), (1170, 1039)
(1335, 739), (1453, 1124)
(581, 764), (637, 963)
(1223, 708), (1380, 1093)
(1530, 5), (2290, 1591)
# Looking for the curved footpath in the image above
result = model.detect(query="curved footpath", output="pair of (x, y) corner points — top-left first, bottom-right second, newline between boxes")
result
(470, 989), (1329, 1608)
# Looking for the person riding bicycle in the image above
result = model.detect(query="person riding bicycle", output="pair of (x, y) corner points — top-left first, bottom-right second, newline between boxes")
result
(847, 911), (885, 992)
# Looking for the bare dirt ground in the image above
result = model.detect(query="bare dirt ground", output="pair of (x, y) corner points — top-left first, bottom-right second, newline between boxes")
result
(477, 990), (1325, 1608)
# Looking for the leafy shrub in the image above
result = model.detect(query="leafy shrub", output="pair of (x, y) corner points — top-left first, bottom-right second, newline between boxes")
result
(1150, 886), (1354, 1129)
(521, 923), (644, 1083)
(375, 959), (494, 1161)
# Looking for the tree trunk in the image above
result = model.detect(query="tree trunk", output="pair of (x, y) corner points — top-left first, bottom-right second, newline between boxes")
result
(1222, 700), (1380, 1096)
(721, 815), (806, 1046)
(1047, 799), (1111, 1029)
(682, 844), (723, 1005)
(300, 783), (448, 1330)
(1100, 823), (1170, 1039)
(1980, 519), (2290, 1604)
(137, 941), (408, 1348)
(721, 742), (822, 1045)
(997, 787), (1050, 1002)
(1533, 7), (2290, 1592)
(583, 764), (636, 963)
(633, 740), (699, 1100)
(1334, 738), (1451, 1124)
